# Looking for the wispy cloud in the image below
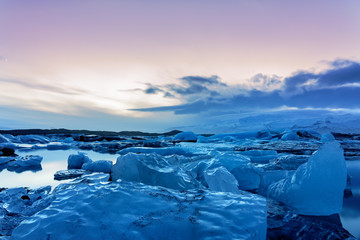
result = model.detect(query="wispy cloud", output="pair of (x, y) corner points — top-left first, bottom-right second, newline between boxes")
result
(140, 75), (228, 100)
(132, 60), (360, 115)
(0, 77), (83, 96)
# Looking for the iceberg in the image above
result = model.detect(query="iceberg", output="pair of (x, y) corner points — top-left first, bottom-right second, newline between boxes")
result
(46, 142), (72, 150)
(111, 153), (197, 190)
(67, 152), (92, 169)
(231, 164), (263, 191)
(268, 141), (347, 215)
(203, 166), (240, 193)
(321, 133), (336, 143)
(7, 155), (42, 168)
(54, 169), (91, 180)
(239, 150), (278, 163)
(81, 160), (113, 173)
(118, 147), (194, 156)
(18, 135), (50, 144)
(173, 131), (198, 142)
(210, 152), (250, 171)
(0, 134), (10, 143)
(280, 131), (300, 141)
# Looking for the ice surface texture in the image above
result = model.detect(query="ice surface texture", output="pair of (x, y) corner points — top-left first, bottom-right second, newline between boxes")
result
(81, 159), (113, 173)
(268, 141), (347, 215)
(0, 186), (53, 236)
(111, 153), (197, 190)
(11, 181), (267, 240)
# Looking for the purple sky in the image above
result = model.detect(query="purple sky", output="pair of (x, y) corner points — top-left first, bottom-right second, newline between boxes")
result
(0, 0), (359, 131)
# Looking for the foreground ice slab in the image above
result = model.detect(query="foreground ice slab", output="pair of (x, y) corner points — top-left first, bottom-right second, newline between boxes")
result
(0, 186), (53, 236)
(12, 181), (267, 240)
(268, 141), (347, 215)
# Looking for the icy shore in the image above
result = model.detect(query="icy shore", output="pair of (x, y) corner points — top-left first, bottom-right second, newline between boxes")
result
(0, 129), (358, 239)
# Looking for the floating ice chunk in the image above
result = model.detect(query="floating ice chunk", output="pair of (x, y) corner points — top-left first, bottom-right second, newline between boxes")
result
(7, 155), (42, 168)
(196, 136), (210, 143)
(63, 137), (74, 143)
(118, 147), (194, 156)
(239, 150), (278, 163)
(203, 167), (240, 193)
(54, 169), (90, 180)
(209, 131), (258, 142)
(46, 142), (71, 150)
(111, 153), (197, 190)
(0, 156), (14, 165)
(211, 152), (250, 171)
(12, 181), (267, 240)
(281, 131), (300, 141)
(268, 141), (347, 215)
(231, 164), (263, 191)
(269, 155), (308, 170)
(258, 170), (294, 195)
(256, 130), (275, 140)
(173, 131), (198, 142)
(0, 134), (10, 143)
(82, 160), (113, 173)
(67, 152), (92, 169)
(321, 133), (336, 143)
(18, 135), (50, 144)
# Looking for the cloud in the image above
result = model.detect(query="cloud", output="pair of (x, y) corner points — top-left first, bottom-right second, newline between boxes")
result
(139, 75), (227, 100)
(282, 59), (360, 96)
(143, 83), (164, 94)
(0, 77), (83, 96)
(179, 75), (226, 86)
(132, 60), (360, 115)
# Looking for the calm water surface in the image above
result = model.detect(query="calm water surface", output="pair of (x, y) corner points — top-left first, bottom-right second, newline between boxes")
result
(0, 149), (117, 188)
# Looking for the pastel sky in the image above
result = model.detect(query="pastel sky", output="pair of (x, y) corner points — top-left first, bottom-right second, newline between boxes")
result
(0, 0), (360, 131)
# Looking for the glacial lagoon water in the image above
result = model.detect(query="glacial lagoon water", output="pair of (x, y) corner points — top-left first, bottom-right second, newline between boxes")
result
(0, 148), (359, 238)
(341, 160), (360, 238)
(0, 149), (117, 189)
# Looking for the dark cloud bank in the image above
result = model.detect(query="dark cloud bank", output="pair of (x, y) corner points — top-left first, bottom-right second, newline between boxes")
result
(132, 59), (360, 114)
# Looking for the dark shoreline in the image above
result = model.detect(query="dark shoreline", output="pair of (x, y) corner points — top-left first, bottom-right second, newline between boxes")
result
(0, 128), (182, 137)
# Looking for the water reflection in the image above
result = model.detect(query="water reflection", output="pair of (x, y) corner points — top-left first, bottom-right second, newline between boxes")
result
(340, 160), (360, 238)
(0, 149), (117, 189)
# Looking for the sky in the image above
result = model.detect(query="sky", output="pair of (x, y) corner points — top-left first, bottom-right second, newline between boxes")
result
(0, 0), (360, 132)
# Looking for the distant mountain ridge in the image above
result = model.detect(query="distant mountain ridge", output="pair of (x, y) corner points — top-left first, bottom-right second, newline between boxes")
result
(0, 128), (182, 137)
